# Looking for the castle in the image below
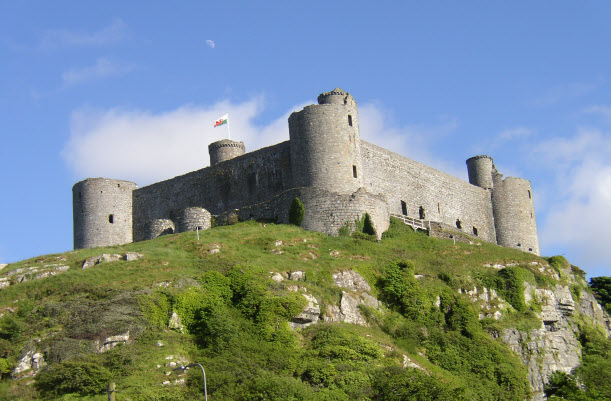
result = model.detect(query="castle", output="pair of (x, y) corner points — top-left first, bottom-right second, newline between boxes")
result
(72, 88), (540, 255)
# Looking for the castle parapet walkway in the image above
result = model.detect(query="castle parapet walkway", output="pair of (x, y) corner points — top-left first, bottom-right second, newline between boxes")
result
(390, 214), (430, 232)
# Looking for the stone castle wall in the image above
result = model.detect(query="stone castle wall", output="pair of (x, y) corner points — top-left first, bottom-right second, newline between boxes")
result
(73, 87), (540, 255)
(232, 187), (390, 237)
(132, 141), (292, 241)
(72, 178), (137, 249)
(360, 141), (497, 243)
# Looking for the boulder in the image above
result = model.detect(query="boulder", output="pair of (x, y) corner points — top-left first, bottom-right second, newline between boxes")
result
(290, 294), (320, 329)
(332, 270), (371, 291)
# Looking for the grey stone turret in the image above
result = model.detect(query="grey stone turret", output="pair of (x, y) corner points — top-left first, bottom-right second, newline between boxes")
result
(72, 178), (137, 249)
(491, 172), (540, 254)
(289, 88), (363, 193)
(466, 155), (494, 190)
(208, 139), (245, 165)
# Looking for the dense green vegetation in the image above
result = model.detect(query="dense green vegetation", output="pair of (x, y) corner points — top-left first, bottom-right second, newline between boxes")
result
(0, 218), (606, 400)
(589, 276), (611, 315)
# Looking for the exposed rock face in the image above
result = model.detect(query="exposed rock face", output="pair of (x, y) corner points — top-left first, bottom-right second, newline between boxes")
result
(82, 252), (143, 268)
(0, 264), (70, 288)
(332, 270), (371, 292)
(290, 293), (320, 329)
(460, 286), (507, 320)
(169, 311), (184, 332)
(321, 270), (379, 326)
(96, 331), (130, 353)
(13, 350), (45, 377)
(501, 281), (609, 401)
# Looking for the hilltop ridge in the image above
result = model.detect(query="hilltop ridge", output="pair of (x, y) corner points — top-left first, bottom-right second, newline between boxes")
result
(0, 219), (608, 400)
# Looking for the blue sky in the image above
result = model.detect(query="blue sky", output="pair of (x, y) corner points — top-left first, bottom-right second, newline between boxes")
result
(1, 1), (610, 278)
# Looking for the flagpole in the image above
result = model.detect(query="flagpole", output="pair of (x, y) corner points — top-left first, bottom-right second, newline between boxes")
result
(227, 113), (231, 140)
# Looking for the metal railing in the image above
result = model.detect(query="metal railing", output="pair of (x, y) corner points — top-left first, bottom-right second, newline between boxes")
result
(390, 214), (431, 231)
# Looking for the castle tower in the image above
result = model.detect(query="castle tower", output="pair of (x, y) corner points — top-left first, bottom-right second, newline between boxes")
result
(466, 155), (494, 190)
(288, 88), (363, 193)
(73, 178), (137, 249)
(208, 139), (245, 166)
(491, 171), (540, 255)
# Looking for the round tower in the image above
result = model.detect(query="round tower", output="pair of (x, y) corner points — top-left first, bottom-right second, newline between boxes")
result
(491, 174), (540, 255)
(177, 207), (211, 232)
(73, 178), (137, 249)
(208, 139), (245, 166)
(288, 88), (363, 193)
(466, 155), (494, 189)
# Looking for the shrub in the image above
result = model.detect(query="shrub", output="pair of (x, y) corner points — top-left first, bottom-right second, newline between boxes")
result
(35, 361), (112, 397)
(227, 212), (239, 225)
(289, 198), (305, 226)
(362, 212), (375, 236)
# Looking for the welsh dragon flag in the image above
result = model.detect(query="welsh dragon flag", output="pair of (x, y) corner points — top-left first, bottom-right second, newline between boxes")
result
(214, 114), (228, 127)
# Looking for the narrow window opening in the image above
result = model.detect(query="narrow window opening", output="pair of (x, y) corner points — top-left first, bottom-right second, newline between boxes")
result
(248, 173), (257, 195)
(456, 219), (462, 229)
(437, 202), (441, 213)
(117, 184), (121, 188)
(348, 115), (353, 126)
(473, 227), (478, 236)
(528, 190), (531, 199)
(401, 201), (407, 216)
(517, 243), (522, 247)
(419, 206), (426, 220)
(528, 248), (533, 252)
(109, 214), (114, 224)
(353, 165), (357, 178)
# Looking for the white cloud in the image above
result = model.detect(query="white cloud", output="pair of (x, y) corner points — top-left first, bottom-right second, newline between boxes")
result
(206, 40), (215, 49)
(62, 97), (460, 185)
(359, 103), (463, 178)
(531, 79), (604, 107)
(62, 58), (131, 86)
(498, 126), (534, 141)
(39, 18), (128, 50)
(61, 97), (302, 185)
(536, 128), (611, 275)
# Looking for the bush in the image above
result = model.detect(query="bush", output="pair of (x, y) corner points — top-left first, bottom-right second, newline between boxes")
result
(289, 198), (305, 226)
(362, 213), (375, 236)
(35, 361), (112, 397)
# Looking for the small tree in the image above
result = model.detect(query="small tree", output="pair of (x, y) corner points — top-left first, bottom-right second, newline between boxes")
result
(289, 197), (305, 226)
(362, 212), (375, 236)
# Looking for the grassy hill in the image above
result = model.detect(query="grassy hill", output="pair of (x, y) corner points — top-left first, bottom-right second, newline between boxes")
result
(0, 219), (608, 400)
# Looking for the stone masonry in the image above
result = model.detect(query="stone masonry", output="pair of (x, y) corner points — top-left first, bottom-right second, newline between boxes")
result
(73, 88), (540, 254)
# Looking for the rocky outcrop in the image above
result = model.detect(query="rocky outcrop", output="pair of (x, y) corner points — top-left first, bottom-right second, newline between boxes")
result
(332, 270), (371, 292)
(82, 252), (143, 269)
(13, 350), (45, 377)
(501, 281), (609, 401)
(0, 263), (70, 289)
(321, 270), (379, 326)
(290, 293), (320, 329)
(95, 331), (131, 353)
(460, 286), (508, 320)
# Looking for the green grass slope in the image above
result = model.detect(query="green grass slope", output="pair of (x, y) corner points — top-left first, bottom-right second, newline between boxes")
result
(0, 218), (607, 400)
